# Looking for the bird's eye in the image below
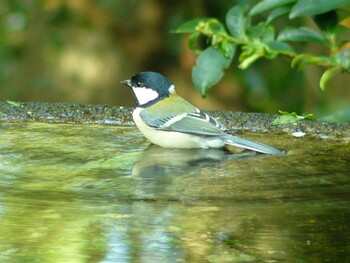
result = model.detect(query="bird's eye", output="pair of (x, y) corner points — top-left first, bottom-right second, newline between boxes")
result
(137, 82), (142, 87)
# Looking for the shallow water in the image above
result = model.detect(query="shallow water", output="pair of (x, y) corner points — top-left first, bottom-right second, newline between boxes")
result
(0, 123), (349, 262)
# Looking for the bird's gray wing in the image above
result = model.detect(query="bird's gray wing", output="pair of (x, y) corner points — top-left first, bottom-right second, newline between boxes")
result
(140, 109), (226, 136)
(140, 107), (284, 155)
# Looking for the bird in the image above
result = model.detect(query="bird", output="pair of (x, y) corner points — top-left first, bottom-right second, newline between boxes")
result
(121, 71), (283, 155)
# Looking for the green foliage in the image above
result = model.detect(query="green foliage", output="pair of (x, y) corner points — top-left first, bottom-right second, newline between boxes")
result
(226, 5), (249, 41)
(277, 27), (328, 45)
(192, 47), (234, 97)
(289, 0), (349, 18)
(175, 0), (350, 97)
(6, 100), (21, 107)
(249, 0), (296, 16)
(273, 111), (316, 124)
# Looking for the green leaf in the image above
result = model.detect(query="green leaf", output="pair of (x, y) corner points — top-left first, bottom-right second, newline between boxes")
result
(266, 41), (295, 54)
(249, 0), (296, 16)
(291, 54), (333, 69)
(238, 44), (264, 69)
(188, 31), (200, 51)
(320, 67), (338, 90)
(278, 111), (316, 120)
(266, 5), (294, 24)
(277, 27), (328, 45)
(192, 47), (233, 97)
(6, 100), (21, 107)
(226, 4), (249, 40)
(211, 34), (223, 46)
(174, 18), (209, 33)
(247, 23), (275, 42)
(272, 115), (298, 124)
(220, 40), (236, 58)
(279, 110), (298, 117)
(273, 110), (316, 124)
(203, 19), (227, 36)
(303, 113), (316, 120)
(290, 0), (349, 18)
(337, 49), (350, 71)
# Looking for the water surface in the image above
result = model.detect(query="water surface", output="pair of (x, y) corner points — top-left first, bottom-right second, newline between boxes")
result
(0, 123), (349, 262)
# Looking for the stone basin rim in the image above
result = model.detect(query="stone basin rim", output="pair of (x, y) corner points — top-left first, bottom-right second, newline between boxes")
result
(0, 101), (349, 140)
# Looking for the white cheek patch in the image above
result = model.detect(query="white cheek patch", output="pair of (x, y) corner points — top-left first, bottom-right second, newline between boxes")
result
(132, 87), (159, 105)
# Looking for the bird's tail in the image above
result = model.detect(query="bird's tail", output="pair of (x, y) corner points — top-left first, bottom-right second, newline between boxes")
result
(223, 134), (284, 155)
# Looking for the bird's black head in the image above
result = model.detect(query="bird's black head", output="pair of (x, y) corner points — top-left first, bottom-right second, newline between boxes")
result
(131, 72), (173, 93)
(122, 71), (175, 106)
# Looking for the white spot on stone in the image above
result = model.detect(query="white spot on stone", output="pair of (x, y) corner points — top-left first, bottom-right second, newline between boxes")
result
(292, 131), (306, 137)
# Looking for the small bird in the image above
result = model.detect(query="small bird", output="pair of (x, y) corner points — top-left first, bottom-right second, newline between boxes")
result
(122, 71), (283, 155)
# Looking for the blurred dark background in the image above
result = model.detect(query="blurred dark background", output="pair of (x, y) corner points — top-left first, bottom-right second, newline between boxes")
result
(1, 0), (349, 120)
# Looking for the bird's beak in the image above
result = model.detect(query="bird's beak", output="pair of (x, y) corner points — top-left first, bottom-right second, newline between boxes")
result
(121, 79), (132, 87)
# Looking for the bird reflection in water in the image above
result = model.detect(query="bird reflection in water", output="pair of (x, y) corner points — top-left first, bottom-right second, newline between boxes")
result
(132, 144), (256, 177)
(131, 145), (258, 198)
